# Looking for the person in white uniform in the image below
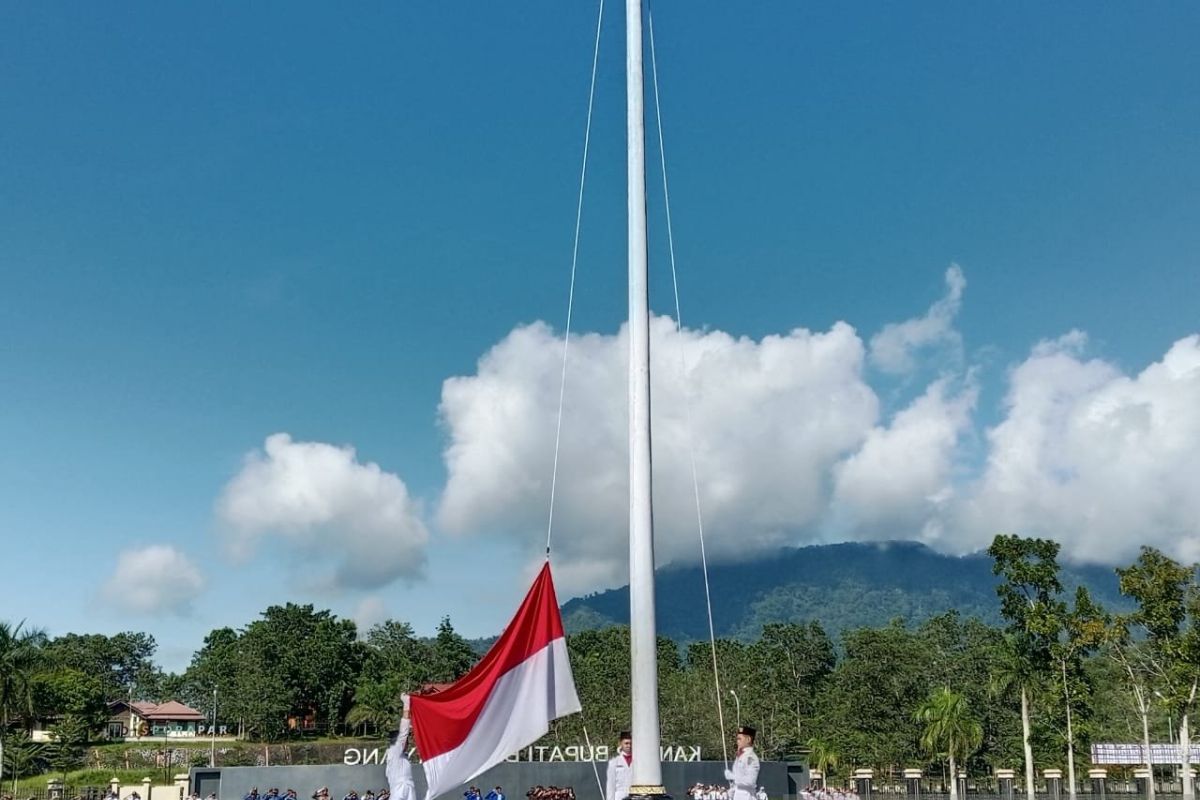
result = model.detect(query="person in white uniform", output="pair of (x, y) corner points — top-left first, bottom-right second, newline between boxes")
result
(605, 731), (633, 800)
(387, 695), (417, 800)
(724, 726), (760, 800)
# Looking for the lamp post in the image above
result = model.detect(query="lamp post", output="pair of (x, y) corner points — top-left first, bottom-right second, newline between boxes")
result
(729, 689), (741, 728)
(1154, 693), (1177, 748)
(210, 688), (218, 768)
(1155, 691), (1178, 787)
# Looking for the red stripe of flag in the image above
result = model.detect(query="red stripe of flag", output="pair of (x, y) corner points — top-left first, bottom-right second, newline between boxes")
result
(411, 562), (567, 760)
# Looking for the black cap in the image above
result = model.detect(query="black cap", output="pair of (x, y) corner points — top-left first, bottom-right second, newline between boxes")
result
(619, 731), (631, 740)
(737, 725), (756, 739)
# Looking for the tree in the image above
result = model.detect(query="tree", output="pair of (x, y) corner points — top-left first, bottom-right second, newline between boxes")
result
(47, 715), (89, 780)
(236, 604), (363, 737)
(44, 632), (160, 701)
(805, 736), (839, 779)
(1105, 622), (1158, 800)
(360, 621), (434, 691)
(916, 688), (983, 800)
(753, 622), (835, 749)
(31, 669), (110, 738)
(918, 613), (1019, 771)
(347, 675), (405, 735)
(1, 730), (45, 791)
(1049, 588), (1105, 800)
(179, 627), (240, 714)
(1116, 548), (1200, 800)
(0, 620), (45, 788)
(430, 617), (477, 684)
(989, 534), (1066, 800)
(560, 627), (632, 746)
(815, 620), (929, 770)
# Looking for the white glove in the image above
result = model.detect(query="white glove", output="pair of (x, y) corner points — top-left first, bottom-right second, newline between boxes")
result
(402, 694), (411, 712)
(724, 770), (733, 781)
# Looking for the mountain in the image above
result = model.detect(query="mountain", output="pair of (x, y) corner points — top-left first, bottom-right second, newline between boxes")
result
(559, 540), (1129, 640)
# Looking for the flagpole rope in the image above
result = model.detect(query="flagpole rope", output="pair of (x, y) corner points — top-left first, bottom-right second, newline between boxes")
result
(648, 1), (730, 768)
(581, 725), (607, 800)
(545, 0), (606, 559)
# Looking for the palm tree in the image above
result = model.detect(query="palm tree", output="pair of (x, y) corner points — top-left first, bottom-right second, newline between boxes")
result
(346, 677), (404, 736)
(916, 688), (983, 800)
(990, 636), (1039, 800)
(805, 736), (839, 785)
(0, 620), (46, 787)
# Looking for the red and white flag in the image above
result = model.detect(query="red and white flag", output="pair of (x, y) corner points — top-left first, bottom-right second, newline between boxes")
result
(410, 562), (581, 800)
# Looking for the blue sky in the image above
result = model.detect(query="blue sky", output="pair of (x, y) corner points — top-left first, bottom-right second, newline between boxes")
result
(1, 2), (1198, 673)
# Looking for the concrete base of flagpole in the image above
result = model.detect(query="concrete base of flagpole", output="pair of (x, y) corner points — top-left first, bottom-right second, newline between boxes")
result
(629, 787), (671, 800)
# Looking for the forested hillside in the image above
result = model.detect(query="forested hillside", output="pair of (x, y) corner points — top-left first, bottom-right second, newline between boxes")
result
(560, 541), (1129, 639)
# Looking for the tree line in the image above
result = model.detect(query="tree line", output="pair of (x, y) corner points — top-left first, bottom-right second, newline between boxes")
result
(2, 534), (1199, 800)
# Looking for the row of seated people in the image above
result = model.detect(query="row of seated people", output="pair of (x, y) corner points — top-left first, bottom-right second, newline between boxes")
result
(687, 783), (769, 800)
(525, 787), (575, 800)
(799, 789), (860, 800)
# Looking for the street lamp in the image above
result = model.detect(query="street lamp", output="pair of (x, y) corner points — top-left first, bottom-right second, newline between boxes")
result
(1155, 692), (1177, 745)
(210, 688), (218, 768)
(1155, 690), (1179, 788)
(729, 689), (742, 728)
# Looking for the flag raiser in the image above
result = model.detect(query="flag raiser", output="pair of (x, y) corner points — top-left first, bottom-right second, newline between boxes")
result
(410, 562), (582, 800)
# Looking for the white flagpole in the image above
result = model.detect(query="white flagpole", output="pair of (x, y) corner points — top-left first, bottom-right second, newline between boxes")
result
(626, 0), (665, 796)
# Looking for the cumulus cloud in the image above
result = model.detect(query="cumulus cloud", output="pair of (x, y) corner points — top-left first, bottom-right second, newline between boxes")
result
(216, 433), (429, 590)
(101, 545), (204, 616)
(869, 265), (966, 375)
(436, 261), (1200, 594)
(438, 316), (880, 593)
(948, 333), (1200, 564)
(831, 376), (978, 539)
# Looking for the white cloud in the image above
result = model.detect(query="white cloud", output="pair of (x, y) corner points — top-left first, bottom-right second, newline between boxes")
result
(216, 433), (429, 590)
(353, 595), (390, 634)
(436, 262), (1200, 595)
(832, 376), (978, 539)
(948, 333), (1200, 564)
(438, 316), (880, 594)
(101, 545), (204, 616)
(869, 264), (966, 375)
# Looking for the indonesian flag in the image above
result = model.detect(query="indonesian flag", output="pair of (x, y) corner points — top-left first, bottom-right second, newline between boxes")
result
(410, 562), (581, 800)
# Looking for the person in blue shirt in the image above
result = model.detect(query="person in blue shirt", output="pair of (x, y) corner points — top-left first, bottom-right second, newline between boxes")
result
(486, 787), (505, 800)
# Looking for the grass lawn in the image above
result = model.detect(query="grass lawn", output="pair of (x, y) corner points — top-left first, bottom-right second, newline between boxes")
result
(8, 768), (166, 795)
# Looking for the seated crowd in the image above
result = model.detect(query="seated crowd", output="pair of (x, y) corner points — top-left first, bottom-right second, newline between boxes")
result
(687, 784), (769, 800)
(524, 787), (575, 800)
(240, 787), (391, 800)
(799, 787), (859, 800)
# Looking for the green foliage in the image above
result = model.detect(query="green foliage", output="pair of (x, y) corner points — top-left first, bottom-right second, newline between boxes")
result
(804, 736), (839, 775)
(815, 620), (930, 769)
(1116, 547), (1200, 716)
(1, 730), (47, 780)
(32, 670), (109, 735)
(48, 715), (90, 775)
(44, 632), (160, 702)
(561, 541), (1130, 641)
(916, 687), (983, 764)
(430, 617), (477, 683)
(988, 534), (1066, 664)
(0, 620), (46, 726)
(346, 675), (405, 734)
(752, 623), (835, 753)
(3, 539), (1191, 786)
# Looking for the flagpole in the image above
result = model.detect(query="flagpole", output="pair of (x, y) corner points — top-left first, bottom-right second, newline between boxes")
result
(626, 0), (666, 797)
